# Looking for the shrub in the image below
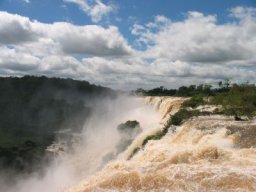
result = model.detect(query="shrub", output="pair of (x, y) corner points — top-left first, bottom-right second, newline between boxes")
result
(182, 95), (205, 108)
(142, 130), (166, 147)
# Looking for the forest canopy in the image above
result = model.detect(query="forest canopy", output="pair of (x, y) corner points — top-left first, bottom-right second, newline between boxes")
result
(0, 76), (116, 173)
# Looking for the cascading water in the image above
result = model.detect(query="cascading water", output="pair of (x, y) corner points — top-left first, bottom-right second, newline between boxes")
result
(66, 97), (256, 192)
(121, 96), (189, 160)
(2, 96), (161, 192)
(145, 96), (189, 121)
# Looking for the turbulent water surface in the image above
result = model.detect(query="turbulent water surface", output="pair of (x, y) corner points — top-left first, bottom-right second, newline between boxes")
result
(67, 96), (256, 192)
(2, 96), (161, 192)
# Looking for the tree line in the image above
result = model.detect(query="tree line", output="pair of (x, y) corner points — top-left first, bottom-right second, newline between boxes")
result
(0, 76), (116, 174)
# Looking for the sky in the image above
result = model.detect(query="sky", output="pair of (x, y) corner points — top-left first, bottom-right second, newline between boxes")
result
(0, 0), (256, 89)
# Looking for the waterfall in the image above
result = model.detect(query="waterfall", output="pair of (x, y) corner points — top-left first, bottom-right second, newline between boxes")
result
(66, 97), (256, 192)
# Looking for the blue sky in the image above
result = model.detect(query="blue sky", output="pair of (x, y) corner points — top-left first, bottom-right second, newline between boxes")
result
(0, 0), (256, 89)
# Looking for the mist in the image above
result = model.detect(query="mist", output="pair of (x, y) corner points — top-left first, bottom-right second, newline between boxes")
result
(0, 95), (160, 192)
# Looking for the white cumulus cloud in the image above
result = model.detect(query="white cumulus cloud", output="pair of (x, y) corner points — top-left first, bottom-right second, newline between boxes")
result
(0, 11), (132, 56)
(133, 9), (256, 64)
(63, 0), (114, 23)
(0, 7), (256, 89)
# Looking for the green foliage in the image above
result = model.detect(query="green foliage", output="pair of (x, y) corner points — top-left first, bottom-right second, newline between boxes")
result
(169, 109), (199, 126)
(128, 147), (140, 160)
(116, 120), (141, 154)
(0, 136), (53, 174)
(133, 86), (176, 96)
(117, 120), (140, 132)
(182, 95), (206, 108)
(210, 84), (256, 117)
(142, 130), (166, 146)
(128, 124), (170, 160)
(134, 84), (215, 97)
(165, 83), (256, 128)
(127, 130), (167, 160)
(0, 76), (116, 174)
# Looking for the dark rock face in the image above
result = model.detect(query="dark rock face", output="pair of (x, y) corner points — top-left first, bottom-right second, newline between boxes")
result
(101, 120), (142, 164)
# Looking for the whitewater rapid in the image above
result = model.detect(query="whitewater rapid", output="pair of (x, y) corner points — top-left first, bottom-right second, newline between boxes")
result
(66, 96), (256, 192)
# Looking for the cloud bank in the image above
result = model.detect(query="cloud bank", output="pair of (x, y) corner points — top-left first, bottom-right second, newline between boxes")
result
(0, 7), (256, 89)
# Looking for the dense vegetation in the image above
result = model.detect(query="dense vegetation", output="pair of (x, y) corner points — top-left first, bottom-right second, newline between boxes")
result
(134, 80), (231, 97)
(0, 76), (116, 174)
(180, 83), (256, 117)
(135, 80), (256, 119)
